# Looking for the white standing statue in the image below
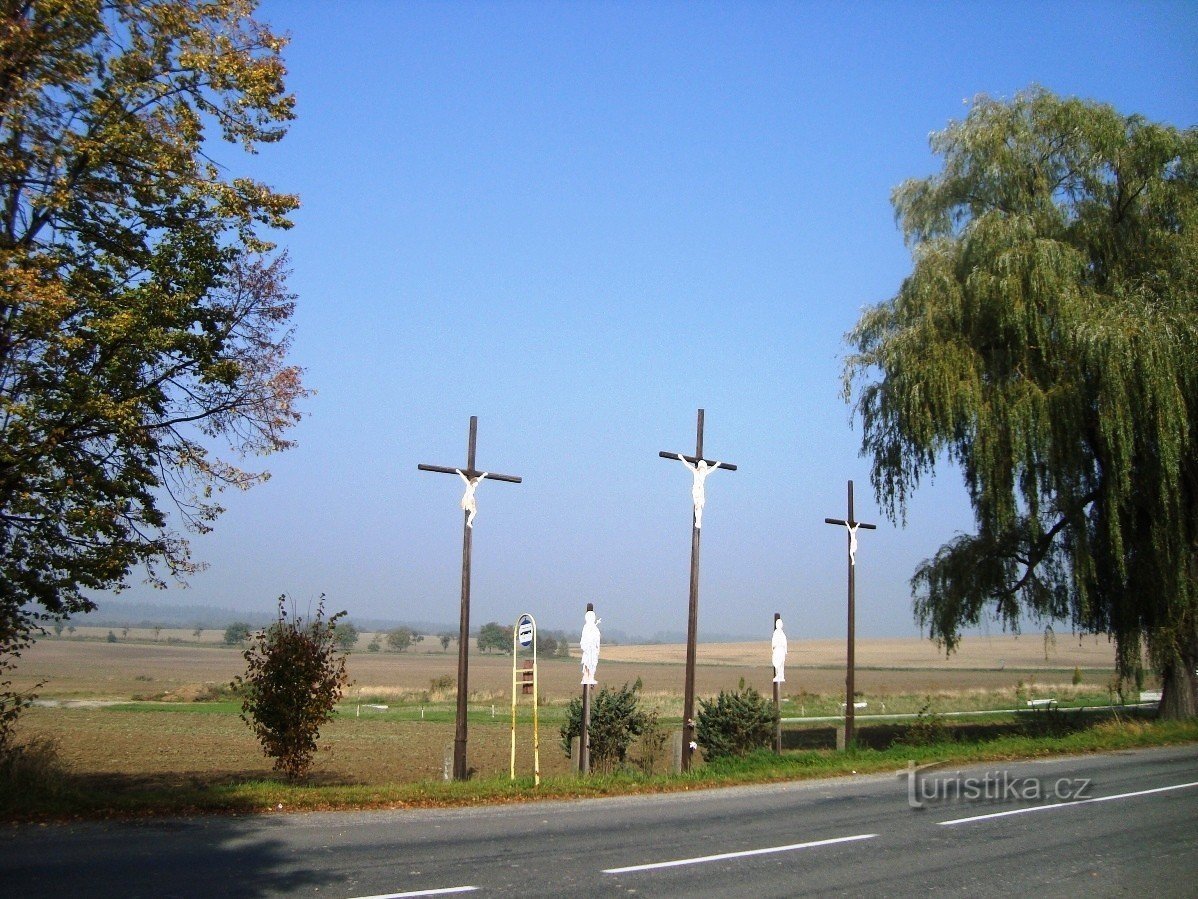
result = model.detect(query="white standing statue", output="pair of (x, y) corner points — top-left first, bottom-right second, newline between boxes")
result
(772, 618), (788, 684)
(455, 469), (487, 528)
(580, 609), (601, 686)
(676, 454), (722, 529)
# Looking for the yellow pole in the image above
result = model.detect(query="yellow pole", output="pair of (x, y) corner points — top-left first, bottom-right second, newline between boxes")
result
(509, 621), (518, 780)
(532, 617), (540, 786)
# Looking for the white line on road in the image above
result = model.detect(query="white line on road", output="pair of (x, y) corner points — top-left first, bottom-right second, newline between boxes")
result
(939, 779), (1198, 826)
(350, 887), (477, 898)
(603, 832), (878, 874)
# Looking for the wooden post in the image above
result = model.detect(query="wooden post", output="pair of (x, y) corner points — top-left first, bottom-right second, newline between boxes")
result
(773, 612), (782, 755)
(579, 602), (593, 774)
(824, 480), (876, 749)
(659, 409), (738, 772)
(419, 416), (522, 781)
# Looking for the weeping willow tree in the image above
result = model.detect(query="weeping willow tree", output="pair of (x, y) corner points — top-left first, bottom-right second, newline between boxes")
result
(844, 88), (1197, 718)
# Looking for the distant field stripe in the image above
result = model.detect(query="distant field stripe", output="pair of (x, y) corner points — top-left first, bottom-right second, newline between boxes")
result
(939, 780), (1198, 826)
(603, 832), (877, 874)
(350, 887), (477, 898)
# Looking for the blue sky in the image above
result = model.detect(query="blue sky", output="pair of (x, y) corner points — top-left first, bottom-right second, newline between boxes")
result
(105, 0), (1197, 641)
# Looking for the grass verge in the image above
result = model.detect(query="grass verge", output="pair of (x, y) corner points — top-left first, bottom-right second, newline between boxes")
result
(3, 714), (1196, 822)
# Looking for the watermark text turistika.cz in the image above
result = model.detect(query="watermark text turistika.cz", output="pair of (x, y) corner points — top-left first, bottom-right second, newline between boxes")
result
(905, 762), (1093, 809)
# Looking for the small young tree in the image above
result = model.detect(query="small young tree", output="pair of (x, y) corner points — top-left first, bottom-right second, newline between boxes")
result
(439, 632), (453, 651)
(233, 595), (348, 781)
(560, 681), (649, 772)
(696, 685), (779, 762)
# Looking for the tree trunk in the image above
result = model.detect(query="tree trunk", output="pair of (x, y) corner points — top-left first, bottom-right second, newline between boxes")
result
(1158, 656), (1198, 719)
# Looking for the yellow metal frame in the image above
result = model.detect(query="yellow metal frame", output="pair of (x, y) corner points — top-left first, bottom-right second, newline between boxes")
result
(510, 613), (540, 785)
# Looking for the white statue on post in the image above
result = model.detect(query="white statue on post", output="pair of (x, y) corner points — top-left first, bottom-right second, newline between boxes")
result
(580, 609), (601, 686)
(455, 469), (487, 528)
(676, 454), (722, 529)
(772, 618), (787, 684)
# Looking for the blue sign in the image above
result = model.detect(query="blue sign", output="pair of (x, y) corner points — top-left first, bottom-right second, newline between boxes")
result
(517, 614), (534, 648)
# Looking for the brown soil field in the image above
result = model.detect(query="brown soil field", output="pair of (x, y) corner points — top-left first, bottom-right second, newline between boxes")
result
(8, 632), (1122, 787)
(18, 706), (575, 787)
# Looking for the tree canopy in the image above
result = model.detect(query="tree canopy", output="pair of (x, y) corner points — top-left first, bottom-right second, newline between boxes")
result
(843, 88), (1197, 717)
(477, 621), (513, 654)
(0, 1), (303, 642)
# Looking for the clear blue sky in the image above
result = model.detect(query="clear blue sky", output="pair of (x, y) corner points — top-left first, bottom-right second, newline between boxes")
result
(104, 0), (1197, 641)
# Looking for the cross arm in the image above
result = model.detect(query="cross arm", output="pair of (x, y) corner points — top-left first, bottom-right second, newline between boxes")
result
(418, 464), (523, 484)
(658, 451), (738, 472)
(824, 518), (877, 529)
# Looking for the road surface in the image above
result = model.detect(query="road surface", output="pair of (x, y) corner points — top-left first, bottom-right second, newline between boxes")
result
(3, 744), (1195, 897)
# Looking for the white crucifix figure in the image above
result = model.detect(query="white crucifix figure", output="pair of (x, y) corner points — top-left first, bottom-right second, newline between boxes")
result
(845, 521), (860, 566)
(580, 610), (601, 685)
(676, 454), (722, 529)
(455, 469), (488, 528)
(771, 618), (788, 684)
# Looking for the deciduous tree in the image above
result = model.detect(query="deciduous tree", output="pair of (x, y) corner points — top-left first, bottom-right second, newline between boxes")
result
(477, 621), (512, 654)
(0, 1), (303, 658)
(385, 627), (412, 652)
(844, 88), (1198, 717)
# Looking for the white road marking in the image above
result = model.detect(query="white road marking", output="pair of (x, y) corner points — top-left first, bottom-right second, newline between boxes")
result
(350, 887), (477, 898)
(939, 779), (1198, 826)
(603, 832), (878, 874)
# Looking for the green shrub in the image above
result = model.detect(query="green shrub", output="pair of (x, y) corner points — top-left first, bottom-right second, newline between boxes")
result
(560, 681), (649, 772)
(232, 595), (348, 781)
(224, 622), (252, 645)
(696, 685), (778, 761)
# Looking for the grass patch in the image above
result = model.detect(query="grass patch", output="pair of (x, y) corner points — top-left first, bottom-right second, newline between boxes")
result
(4, 713), (1195, 821)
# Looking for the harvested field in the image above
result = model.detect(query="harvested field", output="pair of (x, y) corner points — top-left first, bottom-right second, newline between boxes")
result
(19, 705), (575, 787)
(13, 631), (1118, 704)
(8, 631), (1125, 788)
(602, 632), (1119, 671)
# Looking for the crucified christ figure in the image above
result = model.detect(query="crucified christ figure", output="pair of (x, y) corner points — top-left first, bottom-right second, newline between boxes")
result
(845, 521), (860, 566)
(676, 454), (722, 529)
(455, 469), (488, 528)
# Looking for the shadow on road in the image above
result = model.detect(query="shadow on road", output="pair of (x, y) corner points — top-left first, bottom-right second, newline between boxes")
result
(2, 805), (335, 897)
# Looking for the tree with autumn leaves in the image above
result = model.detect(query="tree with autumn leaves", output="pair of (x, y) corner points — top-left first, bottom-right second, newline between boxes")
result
(0, 0), (303, 677)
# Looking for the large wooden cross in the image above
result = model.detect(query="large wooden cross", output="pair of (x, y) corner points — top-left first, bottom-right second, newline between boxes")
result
(824, 480), (876, 748)
(419, 416), (522, 781)
(659, 409), (738, 772)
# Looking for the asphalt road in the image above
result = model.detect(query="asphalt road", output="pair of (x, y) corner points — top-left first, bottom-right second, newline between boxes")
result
(4, 744), (1196, 897)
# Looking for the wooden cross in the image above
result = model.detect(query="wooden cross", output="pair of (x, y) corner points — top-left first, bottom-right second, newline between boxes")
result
(659, 408), (738, 772)
(419, 416), (522, 781)
(824, 480), (876, 749)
